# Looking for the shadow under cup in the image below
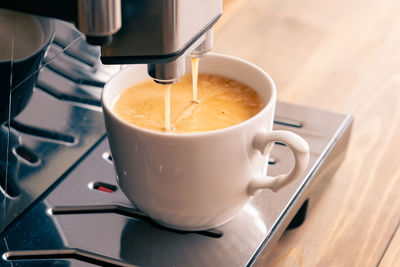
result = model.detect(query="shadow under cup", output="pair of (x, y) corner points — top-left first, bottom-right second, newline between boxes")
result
(102, 53), (279, 231)
(0, 9), (54, 125)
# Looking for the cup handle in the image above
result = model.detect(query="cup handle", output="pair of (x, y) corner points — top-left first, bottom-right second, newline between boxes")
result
(248, 130), (310, 195)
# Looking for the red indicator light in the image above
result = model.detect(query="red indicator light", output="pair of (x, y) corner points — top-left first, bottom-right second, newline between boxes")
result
(91, 182), (117, 193)
(96, 186), (114, 193)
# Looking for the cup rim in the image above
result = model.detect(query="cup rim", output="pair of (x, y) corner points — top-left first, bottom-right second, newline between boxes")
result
(0, 12), (55, 63)
(102, 53), (277, 138)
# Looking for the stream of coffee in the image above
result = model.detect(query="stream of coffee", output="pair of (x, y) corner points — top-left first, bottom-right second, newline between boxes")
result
(191, 57), (200, 103)
(163, 57), (200, 131)
(164, 84), (172, 131)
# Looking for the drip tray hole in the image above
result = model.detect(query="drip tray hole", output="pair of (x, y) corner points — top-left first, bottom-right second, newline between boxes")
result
(286, 199), (309, 230)
(89, 182), (117, 193)
(102, 152), (113, 163)
(14, 146), (40, 165)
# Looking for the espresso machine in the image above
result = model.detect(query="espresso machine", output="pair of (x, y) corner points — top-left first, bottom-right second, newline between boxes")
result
(0, 0), (219, 84)
(0, 1), (352, 266)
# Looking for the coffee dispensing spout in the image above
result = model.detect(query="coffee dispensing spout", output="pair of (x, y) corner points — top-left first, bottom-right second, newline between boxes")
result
(189, 28), (214, 58)
(100, 0), (222, 85)
(149, 28), (215, 85)
(0, 0), (222, 84)
(148, 57), (186, 85)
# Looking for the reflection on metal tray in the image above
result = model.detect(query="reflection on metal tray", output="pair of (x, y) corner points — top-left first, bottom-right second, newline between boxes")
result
(0, 21), (120, 234)
(0, 21), (352, 266)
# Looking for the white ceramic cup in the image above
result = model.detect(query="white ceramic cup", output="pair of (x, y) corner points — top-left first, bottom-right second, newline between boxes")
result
(102, 53), (309, 231)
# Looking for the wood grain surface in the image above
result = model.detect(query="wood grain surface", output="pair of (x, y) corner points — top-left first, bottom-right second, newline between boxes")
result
(215, 0), (400, 266)
(380, 226), (400, 266)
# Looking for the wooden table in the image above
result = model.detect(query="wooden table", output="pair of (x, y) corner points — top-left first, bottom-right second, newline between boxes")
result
(215, 0), (400, 266)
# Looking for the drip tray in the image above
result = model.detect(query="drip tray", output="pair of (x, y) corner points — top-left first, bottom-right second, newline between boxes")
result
(0, 102), (352, 267)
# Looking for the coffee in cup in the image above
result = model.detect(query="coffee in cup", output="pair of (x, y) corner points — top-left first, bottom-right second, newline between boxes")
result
(112, 73), (264, 133)
(102, 53), (309, 231)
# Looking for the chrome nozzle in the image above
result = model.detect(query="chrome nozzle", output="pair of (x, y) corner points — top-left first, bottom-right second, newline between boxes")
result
(189, 28), (214, 58)
(148, 27), (215, 84)
(147, 56), (185, 85)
